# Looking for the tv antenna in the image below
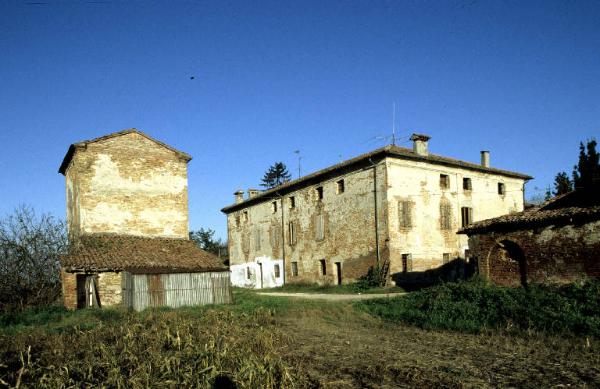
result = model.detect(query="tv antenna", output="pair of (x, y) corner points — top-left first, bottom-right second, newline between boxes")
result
(392, 102), (397, 146)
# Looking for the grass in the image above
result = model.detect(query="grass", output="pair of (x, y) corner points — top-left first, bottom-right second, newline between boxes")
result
(260, 282), (405, 294)
(357, 278), (600, 336)
(1, 281), (598, 387)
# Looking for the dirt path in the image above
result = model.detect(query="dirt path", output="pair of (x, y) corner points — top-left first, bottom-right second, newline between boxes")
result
(257, 292), (406, 301)
(276, 309), (600, 388)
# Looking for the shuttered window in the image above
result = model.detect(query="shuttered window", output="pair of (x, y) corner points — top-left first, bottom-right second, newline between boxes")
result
(288, 221), (297, 245)
(402, 254), (412, 273)
(461, 207), (473, 227)
(398, 201), (412, 229)
(440, 204), (452, 230)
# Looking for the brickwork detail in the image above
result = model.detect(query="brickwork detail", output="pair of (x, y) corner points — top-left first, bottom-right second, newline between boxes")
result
(469, 220), (600, 286)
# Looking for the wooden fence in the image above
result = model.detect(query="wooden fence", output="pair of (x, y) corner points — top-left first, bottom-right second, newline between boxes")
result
(122, 271), (232, 311)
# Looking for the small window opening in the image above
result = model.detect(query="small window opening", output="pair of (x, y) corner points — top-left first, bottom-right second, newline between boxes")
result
(461, 207), (473, 227)
(272, 201), (278, 213)
(316, 186), (323, 200)
(498, 183), (505, 195)
(246, 267), (252, 280)
(243, 210), (249, 222)
(289, 196), (295, 209)
(319, 259), (327, 275)
(443, 253), (450, 264)
(336, 179), (345, 194)
(440, 174), (449, 189)
(274, 264), (280, 278)
(291, 261), (298, 277)
(401, 254), (412, 273)
(463, 177), (472, 191)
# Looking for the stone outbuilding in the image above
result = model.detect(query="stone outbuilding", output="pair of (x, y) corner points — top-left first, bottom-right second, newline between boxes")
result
(460, 189), (600, 287)
(59, 129), (232, 310)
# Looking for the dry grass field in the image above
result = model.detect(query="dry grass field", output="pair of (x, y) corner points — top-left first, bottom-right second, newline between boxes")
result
(1, 283), (598, 388)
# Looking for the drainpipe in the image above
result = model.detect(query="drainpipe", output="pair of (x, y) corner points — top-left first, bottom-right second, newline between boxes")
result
(275, 191), (286, 285)
(368, 158), (381, 270)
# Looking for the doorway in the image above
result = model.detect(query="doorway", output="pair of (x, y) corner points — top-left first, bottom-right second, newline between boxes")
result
(335, 262), (342, 285)
(76, 274), (99, 308)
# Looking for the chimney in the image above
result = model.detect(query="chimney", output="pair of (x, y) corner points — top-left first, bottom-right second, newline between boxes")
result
(247, 188), (261, 198)
(410, 133), (431, 156)
(234, 190), (244, 204)
(481, 151), (490, 168)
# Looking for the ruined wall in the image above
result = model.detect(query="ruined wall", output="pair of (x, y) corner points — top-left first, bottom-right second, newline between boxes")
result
(469, 220), (600, 286)
(227, 162), (388, 285)
(65, 132), (189, 239)
(385, 158), (525, 277)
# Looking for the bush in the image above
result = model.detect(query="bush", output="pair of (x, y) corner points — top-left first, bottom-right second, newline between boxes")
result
(357, 279), (600, 336)
(0, 206), (67, 311)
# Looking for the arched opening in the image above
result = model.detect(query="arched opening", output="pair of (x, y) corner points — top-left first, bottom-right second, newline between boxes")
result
(497, 240), (527, 287)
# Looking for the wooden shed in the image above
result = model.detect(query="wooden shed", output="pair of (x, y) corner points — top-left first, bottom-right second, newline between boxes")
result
(61, 234), (232, 311)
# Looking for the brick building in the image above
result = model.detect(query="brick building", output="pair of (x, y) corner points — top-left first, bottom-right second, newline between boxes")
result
(59, 129), (231, 310)
(222, 134), (531, 288)
(460, 189), (600, 286)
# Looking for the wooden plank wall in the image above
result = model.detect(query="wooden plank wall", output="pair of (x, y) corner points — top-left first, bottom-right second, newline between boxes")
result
(123, 271), (232, 311)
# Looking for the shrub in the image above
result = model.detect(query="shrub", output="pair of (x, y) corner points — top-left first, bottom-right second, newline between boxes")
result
(357, 279), (600, 336)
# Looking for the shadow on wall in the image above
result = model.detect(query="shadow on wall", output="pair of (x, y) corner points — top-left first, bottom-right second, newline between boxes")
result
(391, 258), (478, 291)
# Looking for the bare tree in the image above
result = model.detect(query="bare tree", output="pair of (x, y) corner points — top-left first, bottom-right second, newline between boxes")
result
(0, 206), (67, 311)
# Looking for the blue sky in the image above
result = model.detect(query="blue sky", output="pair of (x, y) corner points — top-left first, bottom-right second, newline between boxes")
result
(1, 0), (599, 239)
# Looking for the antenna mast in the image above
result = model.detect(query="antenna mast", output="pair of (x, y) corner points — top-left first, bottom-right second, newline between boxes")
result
(392, 102), (396, 146)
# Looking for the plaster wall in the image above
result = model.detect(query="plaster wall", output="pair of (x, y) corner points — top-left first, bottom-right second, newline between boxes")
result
(64, 132), (189, 239)
(385, 158), (526, 275)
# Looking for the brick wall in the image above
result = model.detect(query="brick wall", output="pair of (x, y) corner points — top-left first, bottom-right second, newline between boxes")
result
(61, 270), (77, 310)
(468, 220), (600, 286)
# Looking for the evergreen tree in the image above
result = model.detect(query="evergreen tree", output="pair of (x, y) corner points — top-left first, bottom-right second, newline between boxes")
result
(572, 139), (599, 190)
(552, 172), (573, 196)
(260, 162), (291, 189)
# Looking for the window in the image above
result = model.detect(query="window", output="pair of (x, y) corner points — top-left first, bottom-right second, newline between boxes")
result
(316, 186), (323, 200)
(337, 179), (345, 194)
(288, 221), (297, 245)
(398, 201), (412, 229)
(440, 174), (449, 189)
(289, 196), (295, 209)
(319, 259), (327, 275)
(443, 253), (450, 264)
(274, 264), (281, 278)
(243, 210), (249, 222)
(498, 183), (505, 195)
(291, 261), (298, 277)
(235, 215), (240, 227)
(246, 267), (252, 280)
(254, 229), (261, 250)
(440, 203), (452, 230)
(463, 177), (472, 191)
(272, 201), (278, 213)
(401, 254), (412, 273)
(315, 214), (325, 240)
(461, 207), (473, 227)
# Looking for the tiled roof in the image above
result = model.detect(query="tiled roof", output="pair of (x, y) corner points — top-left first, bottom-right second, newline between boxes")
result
(58, 129), (192, 175)
(458, 206), (600, 235)
(61, 234), (227, 273)
(222, 144), (532, 213)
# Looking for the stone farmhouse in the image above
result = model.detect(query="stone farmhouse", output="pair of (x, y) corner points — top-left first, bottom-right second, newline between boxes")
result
(222, 134), (532, 288)
(59, 129), (231, 310)
(460, 188), (600, 287)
